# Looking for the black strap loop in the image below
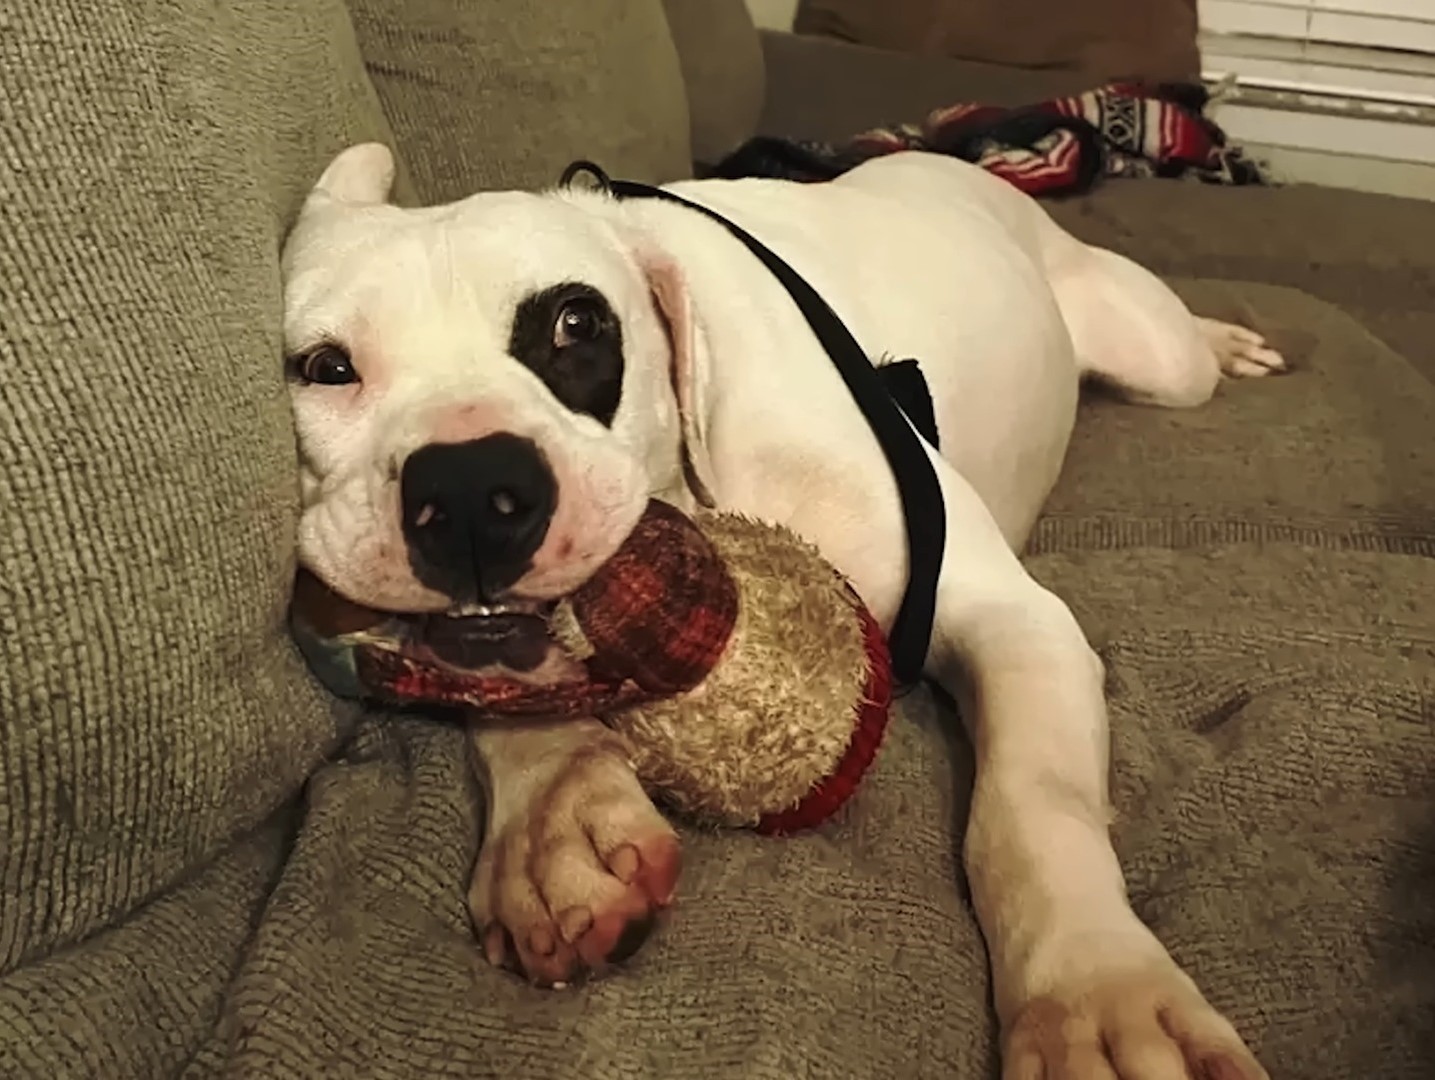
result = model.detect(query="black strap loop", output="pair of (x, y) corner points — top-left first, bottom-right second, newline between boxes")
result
(589, 171), (945, 686)
(559, 160), (613, 193)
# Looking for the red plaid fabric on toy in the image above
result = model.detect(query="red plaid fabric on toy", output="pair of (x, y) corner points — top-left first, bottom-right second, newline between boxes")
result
(711, 82), (1260, 197)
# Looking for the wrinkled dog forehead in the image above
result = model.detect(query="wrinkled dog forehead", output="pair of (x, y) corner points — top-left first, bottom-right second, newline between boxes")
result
(282, 187), (644, 350)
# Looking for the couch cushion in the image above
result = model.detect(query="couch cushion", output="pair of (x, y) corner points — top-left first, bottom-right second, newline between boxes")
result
(663, 0), (767, 166)
(348, 0), (692, 203)
(189, 284), (1435, 1078)
(0, 0), (396, 1073)
(795, 0), (1200, 86)
(161, 700), (996, 1079)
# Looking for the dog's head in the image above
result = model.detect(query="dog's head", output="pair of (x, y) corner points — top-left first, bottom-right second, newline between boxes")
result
(281, 143), (714, 629)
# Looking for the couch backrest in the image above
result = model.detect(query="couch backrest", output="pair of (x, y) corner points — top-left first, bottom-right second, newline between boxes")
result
(795, 0), (1200, 86)
(347, 0), (695, 204)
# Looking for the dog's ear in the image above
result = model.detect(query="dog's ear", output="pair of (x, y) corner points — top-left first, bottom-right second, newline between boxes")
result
(311, 143), (396, 207)
(640, 251), (719, 508)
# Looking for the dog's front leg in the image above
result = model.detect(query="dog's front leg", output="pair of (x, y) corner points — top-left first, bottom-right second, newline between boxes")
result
(467, 717), (680, 987)
(923, 467), (1267, 1080)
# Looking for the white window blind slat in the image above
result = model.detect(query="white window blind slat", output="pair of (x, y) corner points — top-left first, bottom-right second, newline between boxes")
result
(1309, 11), (1435, 54)
(1311, 1), (1435, 21)
(1203, 0), (1313, 40)
(1202, 0), (1435, 53)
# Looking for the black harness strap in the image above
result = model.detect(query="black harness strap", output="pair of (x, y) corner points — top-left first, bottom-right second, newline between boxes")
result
(562, 162), (946, 686)
(877, 359), (941, 451)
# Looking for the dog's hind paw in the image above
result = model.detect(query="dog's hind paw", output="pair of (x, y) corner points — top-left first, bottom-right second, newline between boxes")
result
(1198, 318), (1287, 379)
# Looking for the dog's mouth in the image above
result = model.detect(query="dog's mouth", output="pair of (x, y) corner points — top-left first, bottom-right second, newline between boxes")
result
(421, 602), (558, 673)
(290, 568), (580, 686)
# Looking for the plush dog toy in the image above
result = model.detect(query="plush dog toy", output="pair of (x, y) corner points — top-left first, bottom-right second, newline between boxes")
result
(290, 499), (892, 834)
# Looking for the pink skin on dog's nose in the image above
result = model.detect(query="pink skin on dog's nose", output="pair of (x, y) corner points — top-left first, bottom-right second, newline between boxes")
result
(428, 400), (509, 446)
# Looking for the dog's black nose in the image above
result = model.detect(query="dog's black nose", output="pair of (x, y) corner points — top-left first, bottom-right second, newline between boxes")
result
(400, 434), (557, 598)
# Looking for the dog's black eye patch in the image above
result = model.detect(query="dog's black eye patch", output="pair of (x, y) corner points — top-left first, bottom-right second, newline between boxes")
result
(508, 282), (623, 426)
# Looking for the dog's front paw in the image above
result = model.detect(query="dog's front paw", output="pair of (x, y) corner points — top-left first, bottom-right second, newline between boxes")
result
(469, 724), (680, 987)
(1003, 965), (1268, 1080)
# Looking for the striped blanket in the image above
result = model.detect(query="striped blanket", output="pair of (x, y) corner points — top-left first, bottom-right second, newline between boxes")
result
(711, 82), (1262, 195)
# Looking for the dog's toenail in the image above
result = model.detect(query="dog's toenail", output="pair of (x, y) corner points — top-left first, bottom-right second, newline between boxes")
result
(482, 924), (506, 967)
(530, 926), (556, 957)
(559, 906), (593, 943)
(608, 844), (640, 884)
(606, 913), (656, 965)
(490, 926), (523, 973)
(552, 981), (568, 991)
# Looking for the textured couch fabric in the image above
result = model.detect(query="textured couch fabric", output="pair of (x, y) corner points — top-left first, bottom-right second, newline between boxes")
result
(794, 0), (1200, 86)
(758, 30), (1096, 144)
(348, 0), (693, 203)
(3, 1), (1435, 1078)
(0, 3), (394, 1074)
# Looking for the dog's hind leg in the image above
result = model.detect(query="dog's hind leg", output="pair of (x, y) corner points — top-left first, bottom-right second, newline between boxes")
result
(1043, 240), (1285, 408)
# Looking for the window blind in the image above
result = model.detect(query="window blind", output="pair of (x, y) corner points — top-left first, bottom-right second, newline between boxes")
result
(1197, 0), (1435, 169)
(1200, 0), (1435, 105)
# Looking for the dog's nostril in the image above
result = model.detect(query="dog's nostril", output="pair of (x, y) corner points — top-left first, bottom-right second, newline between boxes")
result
(413, 502), (443, 528)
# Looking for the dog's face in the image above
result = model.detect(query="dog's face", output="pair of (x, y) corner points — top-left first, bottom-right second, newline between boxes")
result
(281, 145), (699, 628)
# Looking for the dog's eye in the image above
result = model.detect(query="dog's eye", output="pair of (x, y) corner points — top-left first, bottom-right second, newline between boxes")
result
(554, 299), (604, 348)
(293, 344), (358, 386)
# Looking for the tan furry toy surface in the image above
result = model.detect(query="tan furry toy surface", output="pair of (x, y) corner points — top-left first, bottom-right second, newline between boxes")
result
(290, 499), (893, 833)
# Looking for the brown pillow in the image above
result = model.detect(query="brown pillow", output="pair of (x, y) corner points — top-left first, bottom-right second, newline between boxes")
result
(795, 0), (1200, 88)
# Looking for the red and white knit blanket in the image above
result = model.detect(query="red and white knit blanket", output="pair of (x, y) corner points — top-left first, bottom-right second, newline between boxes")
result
(711, 82), (1261, 196)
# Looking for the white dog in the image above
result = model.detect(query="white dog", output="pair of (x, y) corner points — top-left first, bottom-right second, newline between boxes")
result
(282, 143), (1282, 1079)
